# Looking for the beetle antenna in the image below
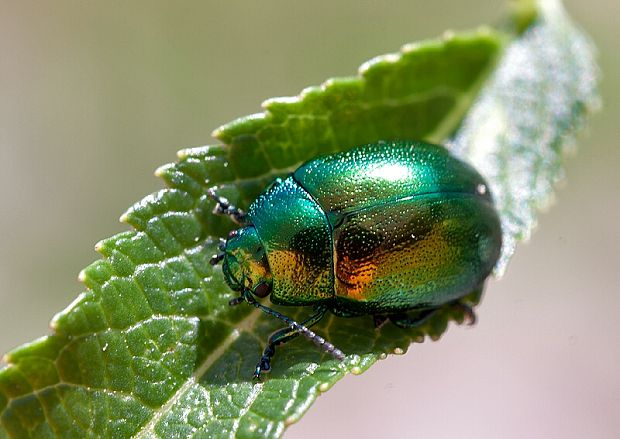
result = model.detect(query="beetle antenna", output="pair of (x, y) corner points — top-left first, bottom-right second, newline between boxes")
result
(207, 188), (247, 225)
(243, 293), (345, 361)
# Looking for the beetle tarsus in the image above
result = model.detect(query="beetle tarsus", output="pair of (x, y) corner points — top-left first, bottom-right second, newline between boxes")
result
(228, 295), (246, 306)
(210, 253), (225, 266)
(207, 188), (247, 225)
(452, 302), (477, 325)
(389, 301), (478, 329)
(373, 314), (389, 329)
(389, 308), (440, 329)
(254, 345), (275, 380)
(244, 301), (345, 377)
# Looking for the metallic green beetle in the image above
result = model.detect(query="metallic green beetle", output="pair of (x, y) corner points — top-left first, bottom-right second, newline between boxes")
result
(209, 140), (502, 379)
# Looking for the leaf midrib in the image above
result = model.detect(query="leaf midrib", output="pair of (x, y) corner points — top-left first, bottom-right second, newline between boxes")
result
(135, 32), (506, 439)
(135, 308), (262, 438)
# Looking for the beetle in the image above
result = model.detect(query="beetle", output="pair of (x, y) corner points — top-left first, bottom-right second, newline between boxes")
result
(208, 140), (502, 379)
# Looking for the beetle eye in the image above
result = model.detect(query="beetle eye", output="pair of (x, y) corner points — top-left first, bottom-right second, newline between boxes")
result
(253, 282), (272, 298)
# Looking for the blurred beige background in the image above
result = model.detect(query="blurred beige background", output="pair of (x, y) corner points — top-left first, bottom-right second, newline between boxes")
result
(1, 1), (618, 438)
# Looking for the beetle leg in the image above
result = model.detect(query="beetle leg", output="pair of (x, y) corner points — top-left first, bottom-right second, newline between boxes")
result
(254, 306), (329, 380)
(389, 300), (478, 329)
(208, 238), (227, 266)
(388, 308), (440, 329)
(207, 188), (247, 225)
(373, 314), (389, 329)
(228, 295), (245, 306)
(209, 252), (225, 266)
(450, 301), (477, 325)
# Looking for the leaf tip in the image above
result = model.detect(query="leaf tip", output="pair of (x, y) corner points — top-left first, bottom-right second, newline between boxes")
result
(177, 145), (210, 161)
(300, 85), (322, 99)
(210, 126), (223, 138)
(318, 382), (331, 392)
(77, 268), (87, 283)
(262, 95), (300, 109)
(510, 0), (539, 33)
(50, 292), (87, 331)
(442, 29), (456, 40)
(119, 212), (130, 224)
(94, 239), (104, 253)
(179, 145), (222, 160)
(358, 52), (401, 75)
(212, 113), (267, 142)
(154, 163), (172, 178)
(284, 417), (298, 427)
(400, 41), (421, 53)
(350, 366), (363, 375)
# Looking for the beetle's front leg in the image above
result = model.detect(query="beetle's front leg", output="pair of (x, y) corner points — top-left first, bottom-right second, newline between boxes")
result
(254, 306), (328, 380)
(207, 187), (247, 225)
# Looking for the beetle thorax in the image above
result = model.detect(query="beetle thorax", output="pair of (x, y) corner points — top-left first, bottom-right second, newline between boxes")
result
(222, 226), (273, 297)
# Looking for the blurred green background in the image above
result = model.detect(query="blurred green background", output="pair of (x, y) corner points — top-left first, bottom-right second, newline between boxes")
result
(0, 1), (617, 437)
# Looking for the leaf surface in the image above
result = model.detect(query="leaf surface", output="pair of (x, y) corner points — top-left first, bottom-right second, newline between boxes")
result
(0, 1), (598, 437)
(450, 0), (599, 273)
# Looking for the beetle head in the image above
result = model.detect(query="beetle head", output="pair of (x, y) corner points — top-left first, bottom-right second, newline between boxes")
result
(222, 226), (273, 298)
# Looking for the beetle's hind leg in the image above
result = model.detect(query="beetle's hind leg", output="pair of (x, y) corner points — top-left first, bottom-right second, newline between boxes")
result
(450, 301), (476, 325)
(388, 300), (477, 329)
(373, 314), (389, 329)
(388, 308), (440, 329)
(254, 306), (330, 380)
(207, 187), (247, 225)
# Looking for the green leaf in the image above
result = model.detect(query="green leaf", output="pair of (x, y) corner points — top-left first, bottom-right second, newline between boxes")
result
(450, 0), (600, 274)
(0, 1), (598, 438)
